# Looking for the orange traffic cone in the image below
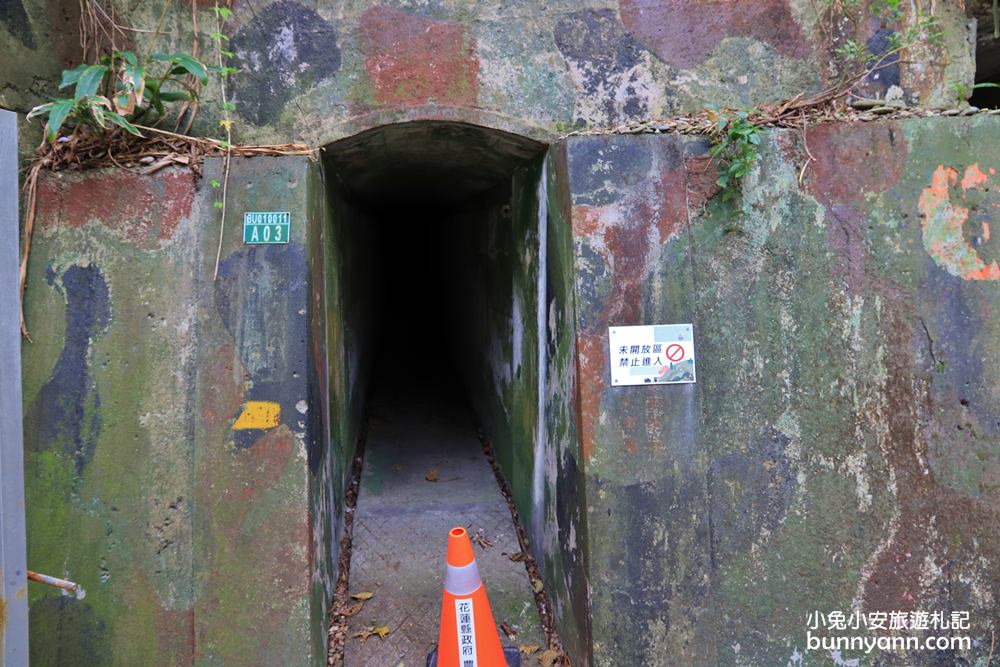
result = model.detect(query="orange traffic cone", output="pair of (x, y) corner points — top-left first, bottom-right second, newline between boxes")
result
(435, 526), (507, 667)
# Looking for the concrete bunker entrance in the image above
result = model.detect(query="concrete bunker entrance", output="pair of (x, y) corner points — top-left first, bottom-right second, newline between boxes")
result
(322, 121), (552, 660)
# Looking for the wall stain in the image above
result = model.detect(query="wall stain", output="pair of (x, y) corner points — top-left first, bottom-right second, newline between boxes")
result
(27, 264), (110, 474)
(619, 0), (809, 70)
(709, 427), (795, 561)
(232, 0), (341, 125)
(0, 0), (35, 48)
(29, 597), (111, 666)
(554, 9), (656, 124)
(214, 244), (312, 461)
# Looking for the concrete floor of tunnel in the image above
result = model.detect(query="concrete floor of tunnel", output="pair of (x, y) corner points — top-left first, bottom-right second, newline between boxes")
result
(337, 191), (546, 666)
(343, 377), (545, 666)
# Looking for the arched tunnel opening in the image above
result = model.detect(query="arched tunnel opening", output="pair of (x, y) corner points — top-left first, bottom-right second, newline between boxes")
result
(970, 0), (1000, 108)
(319, 121), (555, 662)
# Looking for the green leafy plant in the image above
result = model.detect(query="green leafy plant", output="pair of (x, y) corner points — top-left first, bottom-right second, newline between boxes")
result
(834, 39), (869, 67)
(821, 0), (942, 82)
(952, 81), (1000, 105)
(887, 12), (942, 50)
(708, 108), (762, 204)
(870, 0), (904, 21)
(27, 49), (214, 142)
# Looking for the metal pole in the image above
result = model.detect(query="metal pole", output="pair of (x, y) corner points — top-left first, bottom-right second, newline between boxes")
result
(0, 108), (29, 665)
(27, 571), (84, 598)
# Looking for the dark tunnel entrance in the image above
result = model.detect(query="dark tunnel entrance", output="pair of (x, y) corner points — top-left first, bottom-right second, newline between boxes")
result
(321, 120), (547, 458)
(366, 197), (461, 393)
(320, 121), (553, 662)
(970, 1), (1000, 108)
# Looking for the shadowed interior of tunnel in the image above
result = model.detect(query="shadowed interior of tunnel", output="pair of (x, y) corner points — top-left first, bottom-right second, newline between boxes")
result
(323, 120), (545, 410)
(362, 197), (478, 406)
(970, 1), (1000, 108)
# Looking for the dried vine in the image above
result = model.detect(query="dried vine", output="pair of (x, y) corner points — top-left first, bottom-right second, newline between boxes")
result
(209, 0), (234, 280)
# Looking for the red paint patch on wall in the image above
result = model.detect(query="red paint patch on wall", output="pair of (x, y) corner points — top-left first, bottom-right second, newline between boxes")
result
(158, 608), (196, 664)
(918, 164), (1000, 281)
(571, 204), (606, 238)
(575, 331), (607, 463)
(657, 168), (688, 240)
(857, 303), (1000, 623)
(36, 169), (194, 248)
(602, 217), (653, 324)
(825, 203), (869, 295)
(683, 156), (721, 213)
(119, 569), (196, 665)
(571, 154), (710, 462)
(620, 0), (809, 69)
(201, 342), (246, 430)
(238, 428), (296, 502)
(359, 6), (479, 107)
(803, 122), (908, 205)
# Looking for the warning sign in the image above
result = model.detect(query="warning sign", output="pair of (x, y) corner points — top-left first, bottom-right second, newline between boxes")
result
(609, 324), (696, 386)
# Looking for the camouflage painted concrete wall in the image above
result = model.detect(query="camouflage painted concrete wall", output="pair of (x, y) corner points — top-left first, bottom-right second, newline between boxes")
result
(559, 115), (1000, 665)
(228, 0), (974, 144)
(4, 0), (972, 148)
(21, 156), (347, 666)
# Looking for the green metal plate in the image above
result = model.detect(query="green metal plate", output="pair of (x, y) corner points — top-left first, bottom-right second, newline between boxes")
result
(243, 211), (290, 244)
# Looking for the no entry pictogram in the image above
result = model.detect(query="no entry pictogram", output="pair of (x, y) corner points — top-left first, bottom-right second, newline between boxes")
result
(665, 343), (685, 362)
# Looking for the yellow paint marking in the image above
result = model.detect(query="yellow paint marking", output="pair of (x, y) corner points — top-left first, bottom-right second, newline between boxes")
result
(233, 401), (281, 430)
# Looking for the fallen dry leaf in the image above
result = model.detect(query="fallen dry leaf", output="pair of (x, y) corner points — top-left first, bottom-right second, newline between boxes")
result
(351, 591), (374, 601)
(519, 644), (542, 655)
(340, 601), (365, 617)
(471, 528), (493, 549)
(425, 468), (439, 482)
(532, 579), (544, 594)
(352, 625), (391, 641)
(538, 648), (560, 666)
(507, 552), (526, 562)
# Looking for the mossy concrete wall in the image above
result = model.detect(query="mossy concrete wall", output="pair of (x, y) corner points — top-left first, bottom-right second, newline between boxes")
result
(2, 0), (975, 150)
(558, 115), (1000, 665)
(450, 161), (542, 516)
(308, 165), (371, 662)
(20, 156), (363, 666)
(538, 146), (594, 664)
(0, 0), (82, 159)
